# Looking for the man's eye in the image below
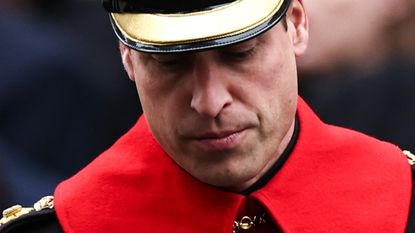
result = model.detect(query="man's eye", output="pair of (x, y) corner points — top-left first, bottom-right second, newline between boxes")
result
(224, 48), (256, 61)
(156, 59), (180, 67)
(151, 55), (184, 68)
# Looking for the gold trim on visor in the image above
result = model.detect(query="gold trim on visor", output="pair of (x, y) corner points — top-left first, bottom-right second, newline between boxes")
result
(111, 0), (284, 46)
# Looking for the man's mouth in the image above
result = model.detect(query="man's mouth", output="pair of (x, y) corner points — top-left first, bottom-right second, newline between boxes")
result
(190, 128), (248, 151)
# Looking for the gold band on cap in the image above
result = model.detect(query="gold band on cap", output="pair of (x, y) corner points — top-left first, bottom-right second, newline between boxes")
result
(111, 0), (284, 46)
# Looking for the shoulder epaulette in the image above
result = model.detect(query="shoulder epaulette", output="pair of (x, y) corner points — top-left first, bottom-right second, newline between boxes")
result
(0, 196), (62, 233)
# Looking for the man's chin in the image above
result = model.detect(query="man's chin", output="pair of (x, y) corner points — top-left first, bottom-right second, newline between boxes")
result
(189, 166), (260, 192)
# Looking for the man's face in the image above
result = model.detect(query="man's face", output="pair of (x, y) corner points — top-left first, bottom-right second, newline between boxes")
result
(121, 1), (308, 191)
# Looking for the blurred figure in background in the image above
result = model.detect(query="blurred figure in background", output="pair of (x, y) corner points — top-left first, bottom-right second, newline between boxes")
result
(298, 0), (415, 151)
(0, 0), (140, 208)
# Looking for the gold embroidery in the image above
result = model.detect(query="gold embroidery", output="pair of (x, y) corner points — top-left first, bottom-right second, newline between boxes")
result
(403, 150), (415, 166)
(0, 205), (34, 226)
(34, 196), (54, 211)
(0, 196), (54, 227)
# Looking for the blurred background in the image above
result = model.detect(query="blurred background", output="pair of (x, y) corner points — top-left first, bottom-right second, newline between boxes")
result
(298, 0), (415, 152)
(0, 0), (414, 210)
(0, 0), (140, 209)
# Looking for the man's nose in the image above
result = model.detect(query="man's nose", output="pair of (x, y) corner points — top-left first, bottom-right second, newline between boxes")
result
(190, 60), (232, 118)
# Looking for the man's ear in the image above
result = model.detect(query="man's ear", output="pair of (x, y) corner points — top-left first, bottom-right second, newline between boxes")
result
(286, 0), (309, 57)
(119, 43), (136, 81)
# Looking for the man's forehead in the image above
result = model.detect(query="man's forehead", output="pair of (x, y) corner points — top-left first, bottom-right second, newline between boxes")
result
(104, 0), (291, 53)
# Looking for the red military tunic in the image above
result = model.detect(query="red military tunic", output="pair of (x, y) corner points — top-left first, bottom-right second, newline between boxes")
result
(54, 98), (412, 232)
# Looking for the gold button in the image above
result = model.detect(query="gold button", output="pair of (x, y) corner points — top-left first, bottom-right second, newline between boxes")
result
(239, 216), (254, 230)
